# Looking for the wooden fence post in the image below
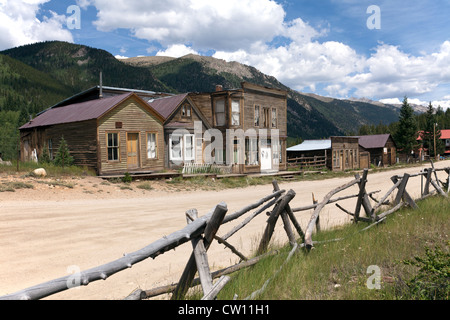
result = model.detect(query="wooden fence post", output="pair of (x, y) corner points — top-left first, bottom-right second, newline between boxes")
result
(391, 175), (418, 209)
(185, 209), (214, 296)
(257, 189), (296, 255)
(172, 204), (228, 300)
(354, 169), (373, 222)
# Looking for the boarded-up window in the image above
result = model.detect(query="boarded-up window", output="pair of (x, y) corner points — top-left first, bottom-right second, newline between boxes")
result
(147, 133), (157, 159)
(107, 133), (119, 161)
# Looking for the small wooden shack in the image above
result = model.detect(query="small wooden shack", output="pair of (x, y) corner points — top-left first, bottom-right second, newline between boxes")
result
(20, 93), (165, 176)
(330, 136), (360, 172)
(358, 134), (397, 167)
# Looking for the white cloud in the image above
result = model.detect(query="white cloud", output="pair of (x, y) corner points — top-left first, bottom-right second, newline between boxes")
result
(156, 44), (198, 58)
(89, 0), (285, 52)
(0, 0), (73, 50)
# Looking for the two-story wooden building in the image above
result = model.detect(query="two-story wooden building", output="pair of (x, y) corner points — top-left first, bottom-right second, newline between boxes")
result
(192, 82), (288, 174)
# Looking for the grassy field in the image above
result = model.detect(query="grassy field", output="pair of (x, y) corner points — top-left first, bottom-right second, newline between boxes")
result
(211, 195), (449, 300)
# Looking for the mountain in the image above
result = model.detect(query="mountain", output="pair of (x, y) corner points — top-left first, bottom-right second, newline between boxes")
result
(0, 41), (403, 159)
(122, 54), (400, 138)
(1, 41), (172, 95)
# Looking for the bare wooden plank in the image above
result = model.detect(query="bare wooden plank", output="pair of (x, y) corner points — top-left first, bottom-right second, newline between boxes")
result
(221, 197), (279, 241)
(273, 180), (305, 241)
(354, 169), (368, 223)
(304, 177), (360, 250)
(391, 175), (418, 209)
(201, 276), (231, 300)
(257, 189), (296, 255)
(172, 204), (228, 300)
(141, 250), (280, 299)
(186, 210), (213, 296)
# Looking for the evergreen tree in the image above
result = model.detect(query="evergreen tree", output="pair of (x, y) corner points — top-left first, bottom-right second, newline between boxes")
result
(420, 102), (445, 158)
(53, 136), (74, 168)
(394, 97), (418, 160)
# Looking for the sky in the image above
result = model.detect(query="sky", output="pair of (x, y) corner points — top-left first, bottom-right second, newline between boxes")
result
(1, 0), (450, 109)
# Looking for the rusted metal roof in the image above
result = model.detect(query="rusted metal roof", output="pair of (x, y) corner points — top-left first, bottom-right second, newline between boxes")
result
(147, 93), (189, 120)
(358, 134), (392, 149)
(20, 93), (134, 130)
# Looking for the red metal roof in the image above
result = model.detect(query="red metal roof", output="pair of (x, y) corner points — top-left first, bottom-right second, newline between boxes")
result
(20, 93), (134, 130)
(148, 93), (189, 120)
(417, 129), (450, 140)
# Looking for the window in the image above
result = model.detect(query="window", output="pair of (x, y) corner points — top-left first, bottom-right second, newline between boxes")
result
(169, 133), (195, 162)
(181, 104), (191, 118)
(254, 105), (260, 127)
(169, 134), (183, 161)
(107, 133), (119, 161)
(231, 100), (240, 126)
(184, 134), (195, 161)
(215, 100), (226, 126)
(263, 108), (270, 128)
(271, 108), (277, 128)
(245, 138), (259, 165)
(147, 133), (157, 159)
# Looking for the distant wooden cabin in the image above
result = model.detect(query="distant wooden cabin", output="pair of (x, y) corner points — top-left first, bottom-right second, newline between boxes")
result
(358, 134), (397, 167)
(20, 93), (165, 176)
(330, 137), (360, 171)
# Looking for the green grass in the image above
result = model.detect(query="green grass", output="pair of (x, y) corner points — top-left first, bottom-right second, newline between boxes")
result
(215, 196), (449, 300)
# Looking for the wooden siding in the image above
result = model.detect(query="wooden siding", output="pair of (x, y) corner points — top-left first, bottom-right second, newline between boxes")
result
(331, 137), (360, 172)
(97, 97), (164, 175)
(20, 120), (98, 170)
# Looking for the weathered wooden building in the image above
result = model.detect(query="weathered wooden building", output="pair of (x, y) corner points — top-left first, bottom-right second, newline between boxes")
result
(192, 82), (288, 174)
(148, 93), (212, 170)
(358, 134), (397, 167)
(20, 93), (165, 175)
(330, 136), (360, 171)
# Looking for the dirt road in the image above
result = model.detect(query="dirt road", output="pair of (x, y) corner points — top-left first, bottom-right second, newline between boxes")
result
(1, 160), (449, 300)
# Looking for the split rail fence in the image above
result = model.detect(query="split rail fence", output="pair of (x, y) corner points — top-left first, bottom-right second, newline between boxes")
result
(1, 163), (449, 300)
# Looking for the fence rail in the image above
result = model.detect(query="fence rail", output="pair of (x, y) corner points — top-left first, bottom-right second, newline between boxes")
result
(1, 162), (449, 300)
(287, 156), (327, 170)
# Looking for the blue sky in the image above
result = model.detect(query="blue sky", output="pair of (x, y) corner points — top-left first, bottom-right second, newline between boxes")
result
(1, 0), (450, 109)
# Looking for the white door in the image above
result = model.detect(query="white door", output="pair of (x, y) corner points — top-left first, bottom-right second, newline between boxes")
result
(260, 147), (272, 171)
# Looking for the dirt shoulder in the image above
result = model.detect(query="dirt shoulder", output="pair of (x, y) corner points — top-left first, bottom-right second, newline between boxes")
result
(1, 161), (449, 300)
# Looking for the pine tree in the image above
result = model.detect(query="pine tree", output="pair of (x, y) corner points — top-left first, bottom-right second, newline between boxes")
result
(54, 136), (74, 168)
(394, 97), (418, 161)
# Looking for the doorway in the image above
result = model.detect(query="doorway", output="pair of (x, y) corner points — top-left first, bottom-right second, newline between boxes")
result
(127, 133), (140, 169)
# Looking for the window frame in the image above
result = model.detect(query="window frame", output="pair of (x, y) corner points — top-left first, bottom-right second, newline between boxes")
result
(107, 132), (120, 162)
(215, 99), (226, 127)
(254, 105), (260, 127)
(146, 132), (158, 160)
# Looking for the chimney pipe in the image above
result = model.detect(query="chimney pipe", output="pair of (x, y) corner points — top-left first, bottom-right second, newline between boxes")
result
(99, 71), (103, 99)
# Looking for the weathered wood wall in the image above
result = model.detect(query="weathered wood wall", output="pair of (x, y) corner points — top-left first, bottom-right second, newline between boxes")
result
(97, 97), (164, 175)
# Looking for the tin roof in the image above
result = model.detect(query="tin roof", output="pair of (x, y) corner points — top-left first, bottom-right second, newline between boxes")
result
(147, 93), (189, 119)
(287, 140), (331, 152)
(358, 134), (392, 149)
(20, 93), (135, 130)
